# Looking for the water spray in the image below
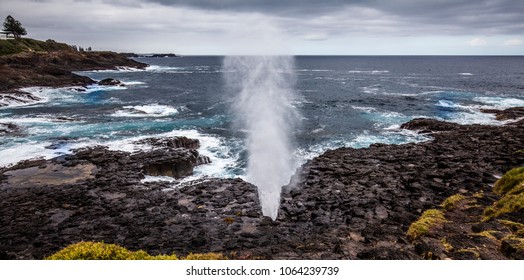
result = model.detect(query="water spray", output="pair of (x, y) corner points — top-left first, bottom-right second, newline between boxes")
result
(224, 55), (299, 220)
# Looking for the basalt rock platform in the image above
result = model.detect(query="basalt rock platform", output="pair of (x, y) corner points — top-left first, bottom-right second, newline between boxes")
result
(1, 110), (524, 259)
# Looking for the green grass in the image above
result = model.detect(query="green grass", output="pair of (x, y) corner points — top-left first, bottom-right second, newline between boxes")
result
(0, 38), (72, 56)
(440, 194), (467, 210)
(493, 166), (524, 195)
(407, 209), (447, 241)
(483, 191), (524, 221)
(483, 167), (524, 221)
(45, 242), (230, 260)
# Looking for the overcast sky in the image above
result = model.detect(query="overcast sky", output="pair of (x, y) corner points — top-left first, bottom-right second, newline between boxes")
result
(1, 0), (524, 55)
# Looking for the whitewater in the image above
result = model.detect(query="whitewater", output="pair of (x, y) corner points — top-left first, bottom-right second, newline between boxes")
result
(1, 56), (524, 210)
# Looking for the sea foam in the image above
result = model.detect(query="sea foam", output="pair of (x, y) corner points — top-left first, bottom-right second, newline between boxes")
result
(111, 104), (181, 118)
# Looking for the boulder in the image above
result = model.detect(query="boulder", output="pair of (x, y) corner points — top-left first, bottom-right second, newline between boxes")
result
(139, 148), (199, 178)
(98, 78), (123, 86)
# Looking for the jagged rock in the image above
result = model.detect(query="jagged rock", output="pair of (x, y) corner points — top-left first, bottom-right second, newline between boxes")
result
(400, 118), (461, 133)
(135, 136), (200, 150)
(197, 155), (211, 165)
(0, 123), (20, 135)
(481, 107), (524, 121)
(0, 47), (147, 94)
(139, 148), (199, 178)
(501, 239), (524, 259)
(0, 91), (42, 108)
(1, 116), (524, 260)
(98, 78), (123, 86)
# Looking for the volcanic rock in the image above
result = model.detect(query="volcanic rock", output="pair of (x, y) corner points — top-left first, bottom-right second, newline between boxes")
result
(98, 78), (123, 86)
(400, 118), (461, 133)
(0, 123), (20, 135)
(136, 136), (201, 150)
(481, 107), (524, 121)
(1, 115), (524, 260)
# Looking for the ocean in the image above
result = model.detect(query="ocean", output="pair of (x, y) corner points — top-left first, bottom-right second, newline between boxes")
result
(1, 56), (523, 184)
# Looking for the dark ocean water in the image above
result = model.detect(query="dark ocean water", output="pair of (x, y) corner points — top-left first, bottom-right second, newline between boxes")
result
(1, 56), (523, 183)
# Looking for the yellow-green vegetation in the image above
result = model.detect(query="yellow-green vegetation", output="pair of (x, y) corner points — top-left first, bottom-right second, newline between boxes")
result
(441, 237), (453, 252)
(474, 231), (498, 240)
(483, 193), (524, 220)
(45, 242), (179, 260)
(184, 253), (228, 260)
(440, 194), (466, 210)
(484, 171), (524, 221)
(483, 167), (524, 221)
(0, 38), (72, 56)
(46, 241), (228, 260)
(473, 191), (484, 199)
(498, 220), (524, 232)
(493, 166), (524, 195)
(502, 237), (524, 250)
(407, 209), (447, 241)
(457, 248), (481, 259)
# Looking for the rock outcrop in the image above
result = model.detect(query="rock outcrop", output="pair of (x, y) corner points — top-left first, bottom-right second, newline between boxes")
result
(399, 118), (461, 133)
(98, 78), (124, 86)
(0, 39), (148, 98)
(135, 136), (201, 150)
(1, 111), (524, 260)
(0, 123), (20, 135)
(480, 107), (524, 121)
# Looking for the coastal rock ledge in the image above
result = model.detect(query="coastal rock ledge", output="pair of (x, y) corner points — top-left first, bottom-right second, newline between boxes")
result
(1, 110), (524, 260)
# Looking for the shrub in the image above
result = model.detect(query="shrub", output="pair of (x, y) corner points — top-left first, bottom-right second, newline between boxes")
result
(45, 242), (178, 260)
(46, 241), (228, 260)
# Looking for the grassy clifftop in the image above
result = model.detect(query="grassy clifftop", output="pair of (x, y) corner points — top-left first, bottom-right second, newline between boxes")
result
(0, 37), (147, 92)
(0, 38), (72, 56)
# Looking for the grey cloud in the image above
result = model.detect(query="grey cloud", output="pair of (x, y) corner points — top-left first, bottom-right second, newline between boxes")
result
(140, 0), (524, 35)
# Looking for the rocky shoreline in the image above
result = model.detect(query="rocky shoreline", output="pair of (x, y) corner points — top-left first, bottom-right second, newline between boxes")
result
(1, 108), (523, 259)
(0, 40), (147, 107)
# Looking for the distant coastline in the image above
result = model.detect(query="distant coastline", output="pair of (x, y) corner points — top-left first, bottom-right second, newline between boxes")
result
(121, 52), (177, 58)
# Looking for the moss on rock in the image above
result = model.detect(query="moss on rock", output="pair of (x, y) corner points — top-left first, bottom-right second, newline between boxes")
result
(407, 209), (447, 241)
(441, 194), (467, 210)
(493, 166), (524, 195)
(483, 167), (524, 221)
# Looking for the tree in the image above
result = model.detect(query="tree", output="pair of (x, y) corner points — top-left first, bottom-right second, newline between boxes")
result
(3, 15), (27, 38)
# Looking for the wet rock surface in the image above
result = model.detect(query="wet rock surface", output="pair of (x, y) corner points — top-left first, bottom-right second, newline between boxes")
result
(0, 48), (147, 102)
(135, 136), (201, 150)
(276, 110), (524, 259)
(97, 78), (123, 86)
(1, 111), (524, 259)
(0, 90), (44, 108)
(481, 107), (524, 121)
(0, 123), (21, 135)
